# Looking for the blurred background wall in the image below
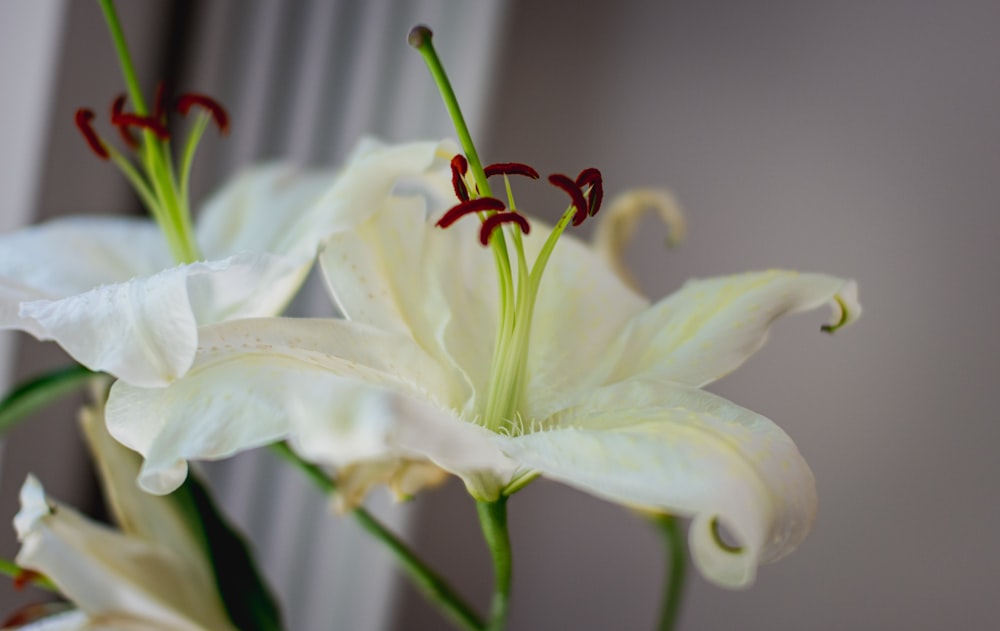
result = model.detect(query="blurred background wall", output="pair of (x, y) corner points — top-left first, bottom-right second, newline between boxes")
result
(3, 1), (999, 630)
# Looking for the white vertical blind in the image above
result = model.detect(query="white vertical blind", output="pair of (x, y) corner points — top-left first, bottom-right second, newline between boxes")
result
(0, 0), (68, 389)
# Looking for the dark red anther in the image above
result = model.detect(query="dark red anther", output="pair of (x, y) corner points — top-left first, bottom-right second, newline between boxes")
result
(12, 569), (41, 591)
(74, 109), (109, 160)
(484, 162), (540, 180)
(176, 93), (230, 135)
(451, 154), (470, 201)
(111, 102), (171, 140)
(111, 96), (140, 148)
(437, 197), (507, 228)
(575, 168), (604, 216)
(548, 173), (589, 226)
(480, 212), (530, 246)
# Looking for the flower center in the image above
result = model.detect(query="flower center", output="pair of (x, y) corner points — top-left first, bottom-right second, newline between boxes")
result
(74, 87), (229, 265)
(77, 1), (230, 266)
(437, 156), (604, 433)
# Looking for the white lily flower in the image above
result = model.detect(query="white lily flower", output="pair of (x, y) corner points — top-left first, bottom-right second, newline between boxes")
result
(0, 139), (452, 386)
(8, 404), (236, 631)
(106, 144), (860, 588)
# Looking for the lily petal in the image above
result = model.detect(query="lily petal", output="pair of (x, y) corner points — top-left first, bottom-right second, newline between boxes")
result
(13, 476), (235, 631)
(105, 317), (514, 495)
(608, 270), (860, 388)
(497, 378), (816, 589)
(196, 139), (455, 262)
(0, 217), (170, 338)
(15, 252), (303, 387)
(79, 399), (212, 583)
(322, 197), (648, 420)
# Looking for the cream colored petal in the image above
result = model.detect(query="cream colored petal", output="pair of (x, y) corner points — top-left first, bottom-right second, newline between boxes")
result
(592, 188), (687, 292)
(13, 476), (235, 631)
(202, 138), (459, 265)
(321, 180), (649, 419)
(105, 317), (513, 496)
(195, 163), (336, 260)
(520, 222), (649, 420)
(320, 192), (498, 415)
(78, 401), (212, 584)
(334, 459), (449, 511)
(1, 608), (89, 631)
(608, 270), (861, 388)
(498, 379), (816, 589)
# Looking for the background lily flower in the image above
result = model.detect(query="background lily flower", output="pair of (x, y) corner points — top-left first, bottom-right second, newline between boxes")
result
(106, 143), (859, 588)
(7, 403), (236, 631)
(0, 139), (451, 387)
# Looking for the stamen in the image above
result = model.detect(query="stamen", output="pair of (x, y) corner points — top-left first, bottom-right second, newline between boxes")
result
(111, 95), (140, 148)
(485, 162), (540, 180)
(575, 167), (604, 216)
(451, 154), (470, 202)
(111, 106), (170, 140)
(548, 173), (589, 225)
(437, 197), (507, 228)
(73, 109), (109, 160)
(12, 569), (41, 591)
(480, 212), (530, 246)
(176, 93), (230, 135)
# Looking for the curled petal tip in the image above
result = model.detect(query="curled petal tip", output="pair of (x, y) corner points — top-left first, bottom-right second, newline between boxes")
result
(821, 280), (861, 333)
(593, 189), (687, 291)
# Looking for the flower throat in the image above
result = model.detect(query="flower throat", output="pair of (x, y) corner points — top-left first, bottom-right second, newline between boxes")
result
(410, 26), (604, 434)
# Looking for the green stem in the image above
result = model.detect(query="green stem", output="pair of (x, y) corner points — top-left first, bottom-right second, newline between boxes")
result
(97, 0), (201, 264)
(653, 514), (687, 631)
(0, 365), (98, 435)
(408, 26), (489, 197)
(271, 443), (484, 631)
(97, 0), (147, 114)
(476, 497), (512, 631)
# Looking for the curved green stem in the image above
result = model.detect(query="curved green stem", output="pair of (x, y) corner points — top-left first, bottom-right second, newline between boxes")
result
(97, 0), (146, 115)
(652, 514), (687, 631)
(271, 443), (484, 631)
(0, 365), (98, 435)
(476, 497), (512, 631)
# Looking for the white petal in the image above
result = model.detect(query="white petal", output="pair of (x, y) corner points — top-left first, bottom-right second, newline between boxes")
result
(15, 252), (306, 387)
(13, 476), (235, 631)
(17, 265), (198, 387)
(0, 218), (169, 338)
(497, 379), (816, 588)
(105, 317), (513, 496)
(608, 270), (861, 388)
(195, 163), (337, 260)
(199, 139), (457, 265)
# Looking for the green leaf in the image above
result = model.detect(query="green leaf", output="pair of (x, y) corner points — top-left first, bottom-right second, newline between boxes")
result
(172, 474), (284, 631)
(0, 365), (98, 434)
